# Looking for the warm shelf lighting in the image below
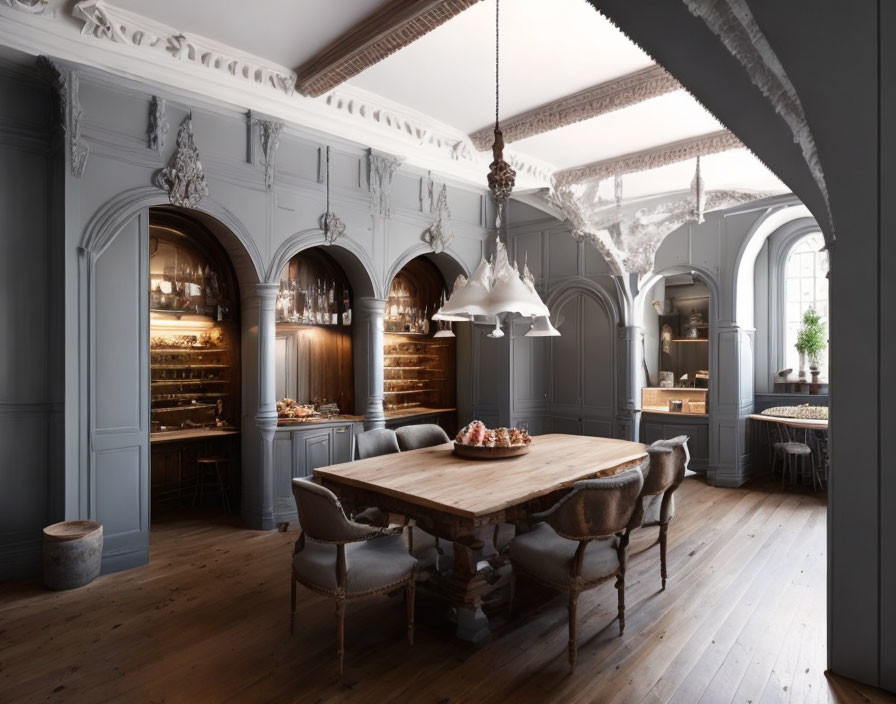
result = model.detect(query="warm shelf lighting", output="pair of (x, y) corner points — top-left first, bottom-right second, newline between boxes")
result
(150, 312), (216, 335)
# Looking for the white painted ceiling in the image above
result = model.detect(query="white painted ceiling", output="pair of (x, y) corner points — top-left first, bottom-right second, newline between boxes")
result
(11, 0), (787, 200)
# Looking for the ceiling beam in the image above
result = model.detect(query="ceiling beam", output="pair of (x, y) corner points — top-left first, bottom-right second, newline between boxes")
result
(296, 0), (481, 97)
(469, 64), (679, 150)
(551, 129), (743, 188)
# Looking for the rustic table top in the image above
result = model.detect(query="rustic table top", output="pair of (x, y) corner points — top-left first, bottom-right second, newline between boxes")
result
(748, 413), (828, 430)
(314, 433), (647, 519)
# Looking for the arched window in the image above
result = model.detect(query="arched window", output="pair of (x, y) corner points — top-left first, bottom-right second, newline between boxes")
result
(783, 232), (828, 376)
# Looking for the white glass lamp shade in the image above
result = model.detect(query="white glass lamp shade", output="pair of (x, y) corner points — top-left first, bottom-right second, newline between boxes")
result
(436, 257), (493, 319)
(433, 328), (456, 338)
(484, 271), (550, 318)
(525, 315), (561, 337)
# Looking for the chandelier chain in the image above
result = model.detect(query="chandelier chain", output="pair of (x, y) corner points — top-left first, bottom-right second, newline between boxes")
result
(495, 0), (499, 130)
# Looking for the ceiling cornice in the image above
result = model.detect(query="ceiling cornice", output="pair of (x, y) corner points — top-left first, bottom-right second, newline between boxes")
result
(296, 0), (481, 98)
(469, 64), (679, 150)
(552, 129), (742, 188)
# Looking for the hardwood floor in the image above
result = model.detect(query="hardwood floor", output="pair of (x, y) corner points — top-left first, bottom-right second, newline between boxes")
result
(1, 477), (892, 704)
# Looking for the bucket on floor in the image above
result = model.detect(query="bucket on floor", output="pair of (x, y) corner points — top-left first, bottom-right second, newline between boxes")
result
(42, 521), (103, 591)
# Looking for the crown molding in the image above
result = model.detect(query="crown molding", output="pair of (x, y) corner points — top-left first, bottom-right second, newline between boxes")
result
(552, 129), (742, 188)
(470, 64), (679, 150)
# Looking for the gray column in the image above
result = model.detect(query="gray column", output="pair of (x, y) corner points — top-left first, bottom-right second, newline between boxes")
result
(355, 297), (386, 429)
(252, 283), (278, 530)
(616, 324), (644, 442)
(709, 323), (754, 487)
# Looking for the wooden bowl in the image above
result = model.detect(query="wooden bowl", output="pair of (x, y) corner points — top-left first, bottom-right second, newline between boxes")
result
(452, 442), (531, 460)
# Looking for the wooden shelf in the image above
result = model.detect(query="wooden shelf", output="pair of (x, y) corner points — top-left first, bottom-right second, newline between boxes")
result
(150, 347), (229, 354)
(150, 363), (228, 370)
(151, 403), (217, 413)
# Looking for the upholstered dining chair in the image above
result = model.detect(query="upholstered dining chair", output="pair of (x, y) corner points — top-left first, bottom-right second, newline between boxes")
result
(631, 436), (690, 590)
(352, 428), (401, 527)
(290, 478), (417, 676)
(395, 423), (449, 452)
(507, 462), (646, 673)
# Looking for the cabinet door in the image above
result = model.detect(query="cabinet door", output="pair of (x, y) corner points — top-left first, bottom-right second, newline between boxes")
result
(300, 429), (333, 477)
(331, 424), (352, 464)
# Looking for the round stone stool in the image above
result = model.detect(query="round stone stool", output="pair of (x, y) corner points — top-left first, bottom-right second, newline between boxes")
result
(42, 521), (103, 591)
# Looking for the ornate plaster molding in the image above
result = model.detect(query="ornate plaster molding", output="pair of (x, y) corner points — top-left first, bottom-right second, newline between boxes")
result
(369, 151), (404, 218)
(470, 64), (679, 150)
(38, 56), (88, 178)
(552, 129), (741, 188)
(551, 182), (771, 277)
(2, 0), (47, 14)
(296, 0), (480, 97)
(72, 0), (297, 95)
(683, 0), (833, 237)
(155, 117), (209, 208)
(253, 117), (283, 190)
(422, 184), (453, 253)
(321, 212), (346, 245)
(148, 96), (168, 156)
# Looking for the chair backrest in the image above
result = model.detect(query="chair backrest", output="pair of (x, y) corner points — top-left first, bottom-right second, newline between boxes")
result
(291, 478), (379, 544)
(395, 423), (450, 451)
(355, 428), (400, 460)
(653, 435), (689, 485)
(538, 461), (646, 541)
(641, 445), (677, 497)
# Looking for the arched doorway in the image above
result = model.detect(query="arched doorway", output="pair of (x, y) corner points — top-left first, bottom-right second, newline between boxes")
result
(548, 285), (617, 437)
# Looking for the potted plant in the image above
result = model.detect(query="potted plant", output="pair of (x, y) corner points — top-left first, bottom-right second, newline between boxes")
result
(795, 307), (826, 379)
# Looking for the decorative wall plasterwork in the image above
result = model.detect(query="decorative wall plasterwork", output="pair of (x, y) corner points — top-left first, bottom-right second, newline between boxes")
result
(321, 211), (346, 245)
(368, 151), (404, 218)
(38, 56), (89, 178)
(551, 182), (770, 277)
(469, 64), (680, 150)
(422, 183), (453, 253)
(2, 0), (47, 14)
(155, 116), (209, 208)
(253, 117), (283, 190)
(72, 0), (297, 95)
(683, 0), (833, 237)
(552, 129), (741, 188)
(148, 96), (168, 156)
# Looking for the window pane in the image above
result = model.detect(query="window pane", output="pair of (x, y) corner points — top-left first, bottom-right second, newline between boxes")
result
(782, 232), (829, 380)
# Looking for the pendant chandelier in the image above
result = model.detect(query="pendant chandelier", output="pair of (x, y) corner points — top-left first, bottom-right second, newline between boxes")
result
(434, 0), (559, 338)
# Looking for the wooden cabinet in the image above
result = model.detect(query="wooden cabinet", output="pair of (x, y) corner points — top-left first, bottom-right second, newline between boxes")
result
(272, 420), (363, 523)
(641, 413), (709, 472)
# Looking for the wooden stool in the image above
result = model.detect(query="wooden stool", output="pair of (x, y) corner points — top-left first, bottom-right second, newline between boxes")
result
(193, 458), (232, 513)
(776, 442), (818, 489)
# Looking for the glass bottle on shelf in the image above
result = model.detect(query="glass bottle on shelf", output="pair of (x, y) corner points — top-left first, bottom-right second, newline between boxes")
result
(342, 290), (352, 326)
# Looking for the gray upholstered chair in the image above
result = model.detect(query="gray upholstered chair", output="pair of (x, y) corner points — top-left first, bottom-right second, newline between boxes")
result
(351, 428), (401, 527)
(631, 436), (690, 590)
(507, 462), (646, 673)
(395, 423), (450, 451)
(290, 478), (417, 676)
(355, 427), (401, 460)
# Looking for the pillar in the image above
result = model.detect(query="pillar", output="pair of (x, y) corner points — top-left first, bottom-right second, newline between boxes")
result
(355, 297), (386, 429)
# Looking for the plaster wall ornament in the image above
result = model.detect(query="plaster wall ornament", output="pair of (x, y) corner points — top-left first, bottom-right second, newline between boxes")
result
(2, 0), (47, 13)
(321, 211), (346, 246)
(148, 96), (168, 156)
(73, 0), (297, 95)
(155, 117), (209, 208)
(550, 182), (771, 277)
(253, 118), (283, 190)
(553, 129), (741, 188)
(38, 57), (89, 178)
(683, 0), (833, 237)
(368, 151), (404, 218)
(469, 64), (680, 150)
(422, 184), (453, 253)
(420, 172), (435, 213)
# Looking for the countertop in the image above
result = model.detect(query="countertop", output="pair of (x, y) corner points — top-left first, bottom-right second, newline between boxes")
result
(151, 427), (239, 443)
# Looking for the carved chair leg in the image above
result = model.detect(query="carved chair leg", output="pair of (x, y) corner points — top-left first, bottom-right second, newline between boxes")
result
(616, 572), (626, 636)
(568, 590), (579, 674)
(406, 580), (416, 646)
(507, 572), (517, 618)
(290, 574), (297, 635)
(335, 596), (346, 676)
(659, 523), (669, 591)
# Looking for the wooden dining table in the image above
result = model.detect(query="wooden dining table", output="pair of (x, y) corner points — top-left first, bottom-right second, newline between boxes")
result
(314, 433), (647, 641)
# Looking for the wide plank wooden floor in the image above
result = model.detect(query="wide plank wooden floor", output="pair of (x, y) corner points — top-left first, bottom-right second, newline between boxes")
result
(1, 476), (893, 704)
